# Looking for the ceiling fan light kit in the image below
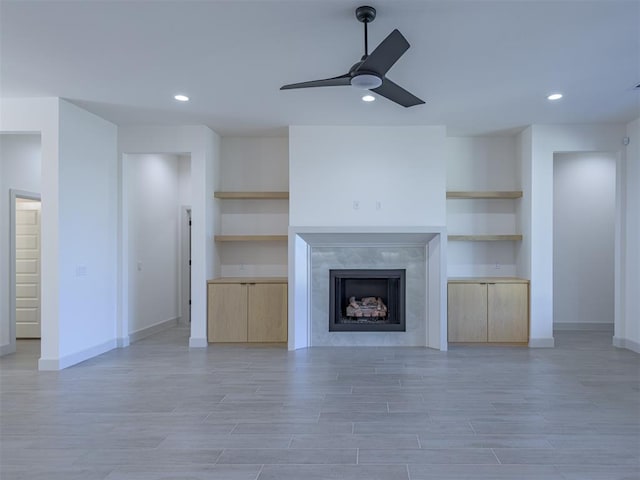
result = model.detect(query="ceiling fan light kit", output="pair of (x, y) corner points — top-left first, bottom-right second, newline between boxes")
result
(351, 73), (382, 89)
(281, 5), (425, 108)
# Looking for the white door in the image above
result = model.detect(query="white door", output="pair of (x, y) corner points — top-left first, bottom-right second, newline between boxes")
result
(15, 198), (41, 338)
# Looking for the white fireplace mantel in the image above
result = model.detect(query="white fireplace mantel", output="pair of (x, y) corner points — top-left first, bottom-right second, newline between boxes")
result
(287, 225), (448, 351)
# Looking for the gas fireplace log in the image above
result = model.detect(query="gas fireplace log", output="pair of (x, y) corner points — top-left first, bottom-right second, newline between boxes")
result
(346, 296), (387, 318)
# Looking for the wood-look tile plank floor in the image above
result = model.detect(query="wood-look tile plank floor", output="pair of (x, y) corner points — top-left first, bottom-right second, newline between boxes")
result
(1, 327), (638, 479)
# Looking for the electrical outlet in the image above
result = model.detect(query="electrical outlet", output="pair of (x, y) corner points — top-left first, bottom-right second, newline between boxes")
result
(494, 263), (501, 270)
(353, 200), (360, 210)
(376, 201), (382, 210)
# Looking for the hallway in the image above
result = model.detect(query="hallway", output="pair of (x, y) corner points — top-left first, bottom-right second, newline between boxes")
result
(1, 327), (638, 479)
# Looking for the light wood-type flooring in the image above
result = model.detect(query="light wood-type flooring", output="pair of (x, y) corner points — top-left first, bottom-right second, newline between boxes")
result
(1, 326), (638, 479)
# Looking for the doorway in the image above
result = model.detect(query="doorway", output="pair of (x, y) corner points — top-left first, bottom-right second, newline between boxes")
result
(123, 153), (192, 342)
(10, 191), (42, 346)
(553, 152), (616, 329)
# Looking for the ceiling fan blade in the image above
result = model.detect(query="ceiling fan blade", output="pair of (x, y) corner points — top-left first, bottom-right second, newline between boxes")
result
(281, 74), (351, 90)
(358, 29), (409, 76)
(371, 78), (425, 107)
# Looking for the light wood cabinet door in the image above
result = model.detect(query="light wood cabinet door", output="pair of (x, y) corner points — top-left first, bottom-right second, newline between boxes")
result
(488, 283), (528, 342)
(448, 283), (488, 342)
(248, 283), (287, 342)
(208, 283), (248, 342)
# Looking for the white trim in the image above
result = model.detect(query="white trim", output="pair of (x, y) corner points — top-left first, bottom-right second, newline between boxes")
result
(180, 206), (192, 325)
(5, 190), (41, 358)
(613, 336), (640, 354)
(614, 151), (625, 350)
(128, 317), (179, 344)
(119, 153), (131, 351)
(116, 337), (130, 348)
(554, 322), (614, 331)
(38, 339), (117, 371)
(528, 337), (555, 348)
(189, 337), (207, 348)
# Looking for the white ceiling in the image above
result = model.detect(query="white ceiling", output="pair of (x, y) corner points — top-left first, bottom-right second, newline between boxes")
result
(2, 0), (639, 136)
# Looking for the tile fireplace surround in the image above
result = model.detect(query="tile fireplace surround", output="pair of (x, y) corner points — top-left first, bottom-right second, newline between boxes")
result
(288, 227), (447, 351)
(315, 248), (419, 345)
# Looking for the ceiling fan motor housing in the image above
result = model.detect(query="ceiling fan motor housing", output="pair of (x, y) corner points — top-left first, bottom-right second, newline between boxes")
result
(355, 6), (376, 23)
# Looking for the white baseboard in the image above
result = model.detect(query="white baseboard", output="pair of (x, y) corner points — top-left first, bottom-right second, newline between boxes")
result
(0, 343), (16, 356)
(189, 337), (208, 348)
(528, 337), (555, 348)
(128, 317), (179, 344)
(38, 339), (117, 371)
(116, 336), (130, 348)
(554, 322), (614, 331)
(613, 336), (640, 354)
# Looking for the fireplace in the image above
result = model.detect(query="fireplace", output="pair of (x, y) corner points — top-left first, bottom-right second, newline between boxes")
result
(329, 269), (406, 332)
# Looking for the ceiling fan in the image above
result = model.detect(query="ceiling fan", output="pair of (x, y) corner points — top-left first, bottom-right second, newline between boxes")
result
(281, 5), (424, 108)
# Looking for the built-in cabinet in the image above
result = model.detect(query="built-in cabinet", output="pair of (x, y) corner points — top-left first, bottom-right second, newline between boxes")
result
(448, 278), (529, 344)
(208, 138), (289, 344)
(207, 277), (287, 343)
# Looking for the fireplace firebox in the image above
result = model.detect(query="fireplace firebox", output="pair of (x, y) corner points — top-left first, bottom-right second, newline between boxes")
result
(329, 269), (406, 332)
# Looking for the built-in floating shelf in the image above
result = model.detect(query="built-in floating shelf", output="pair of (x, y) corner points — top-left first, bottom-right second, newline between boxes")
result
(215, 235), (288, 242)
(447, 191), (523, 199)
(214, 191), (289, 199)
(448, 234), (523, 242)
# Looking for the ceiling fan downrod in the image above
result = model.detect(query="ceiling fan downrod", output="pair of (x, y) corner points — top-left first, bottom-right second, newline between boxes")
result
(355, 5), (376, 58)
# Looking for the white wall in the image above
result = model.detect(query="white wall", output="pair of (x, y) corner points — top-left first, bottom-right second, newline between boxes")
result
(519, 124), (625, 347)
(615, 118), (640, 352)
(0, 99), (119, 369)
(553, 152), (616, 325)
(0, 134), (41, 354)
(56, 100), (118, 368)
(118, 126), (220, 348)
(127, 154), (181, 337)
(289, 126), (447, 227)
(221, 137), (289, 191)
(447, 136), (520, 277)
(447, 136), (520, 191)
(0, 98), (61, 365)
(288, 126), (448, 351)
(178, 155), (192, 206)
(219, 137), (288, 277)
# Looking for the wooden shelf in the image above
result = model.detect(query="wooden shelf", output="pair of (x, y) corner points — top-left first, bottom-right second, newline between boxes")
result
(214, 191), (289, 199)
(448, 234), (523, 241)
(447, 191), (523, 199)
(215, 235), (287, 242)
(209, 277), (287, 284)
(449, 277), (529, 284)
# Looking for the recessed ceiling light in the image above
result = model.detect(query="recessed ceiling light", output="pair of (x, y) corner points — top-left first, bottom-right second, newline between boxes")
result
(547, 93), (563, 101)
(362, 94), (375, 102)
(174, 94), (189, 102)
